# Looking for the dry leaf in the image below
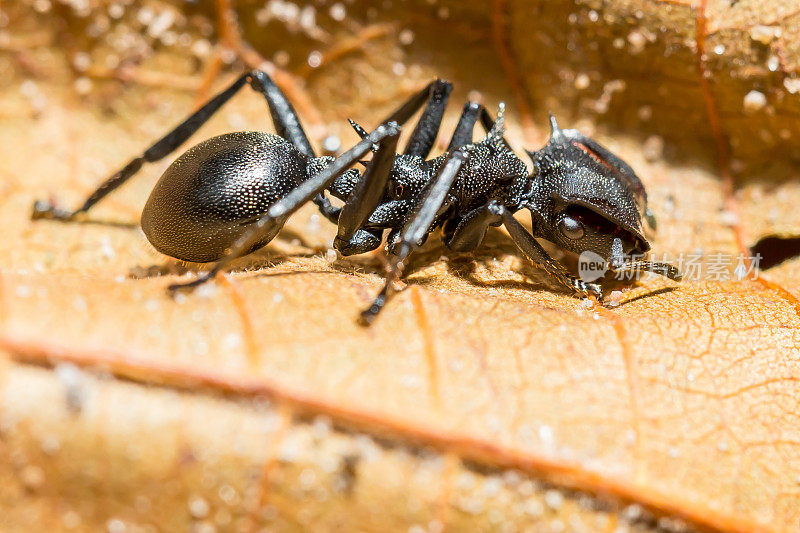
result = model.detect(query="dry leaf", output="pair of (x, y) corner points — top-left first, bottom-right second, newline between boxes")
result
(1, 1), (800, 532)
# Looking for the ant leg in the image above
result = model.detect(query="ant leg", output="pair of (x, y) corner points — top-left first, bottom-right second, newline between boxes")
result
(499, 204), (602, 298)
(359, 149), (468, 325)
(32, 73), (254, 221)
(442, 202), (501, 252)
(447, 102), (513, 152)
(168, 122), (403, 292)
(246, 70), (314, 157)
(245, 70), (340, 222)
(334, 127), (400, 251)
(384, 79), (453, 126)
(402, 79), (452, 158)
(447, 102), (482, 150)
(334, 79), (453, 249)
(445, 201), (602, 298)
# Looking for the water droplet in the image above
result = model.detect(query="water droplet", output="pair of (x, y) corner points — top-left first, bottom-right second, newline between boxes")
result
(41, 434), (61, 455)
(623, 503), (643, 521)
(307, 50), (322, 68)
(719, 209), (739, 227)
(523, 499), (544, 517)
(188, 495), (210, 519)
(742, 90), (767, 113)
(299, 468), (317, 490)
(667, 446), (680, 458)
(767, 55), (780, 72)
(195, 283), (217, 299)
(574, 73), (590, 90)
(482, 476), (503, 497)
(627, 31), (646, 54)
(322, 135), (340, 153)
(62, 510), (82, 529)
(784, 78), (800, 95)
(544, 489), (564, 510)
(222, 333), (242, 350)
(106, 518), (126, 533)
(329, 3), (346, 21)
(399, 29), (414, 45)
(643, 135), (664, 162)
(15, 285), (31, 298)
(72, 76), (92, 94)
(20, 465), (45, 491)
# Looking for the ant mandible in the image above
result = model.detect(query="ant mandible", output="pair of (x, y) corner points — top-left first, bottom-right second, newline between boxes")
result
(32, 69), (680, 325)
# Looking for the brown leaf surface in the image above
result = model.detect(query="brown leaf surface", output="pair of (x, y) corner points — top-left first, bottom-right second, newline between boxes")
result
(2, 1), (800, 531)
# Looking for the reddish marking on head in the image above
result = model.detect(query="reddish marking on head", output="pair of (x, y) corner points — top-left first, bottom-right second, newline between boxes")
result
(570, 140), (646, 202)
(571, 140), (615, 173)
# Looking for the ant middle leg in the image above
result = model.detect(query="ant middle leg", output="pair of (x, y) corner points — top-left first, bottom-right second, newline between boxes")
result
(359, 148), (469, 325)
(447, 102), (513, 152)
(448, 102), (482, 150)
(402, 79), (452, 158)
(334, 79), (454, 252)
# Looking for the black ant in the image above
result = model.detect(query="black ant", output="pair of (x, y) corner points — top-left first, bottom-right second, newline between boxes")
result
(32, 69), (680, 324)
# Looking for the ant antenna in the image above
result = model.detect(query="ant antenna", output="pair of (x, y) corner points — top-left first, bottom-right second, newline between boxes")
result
(611, 260), (682, 281)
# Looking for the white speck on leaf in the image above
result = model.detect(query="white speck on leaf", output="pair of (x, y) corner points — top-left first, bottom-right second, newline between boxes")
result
(743, 90), (767, 113)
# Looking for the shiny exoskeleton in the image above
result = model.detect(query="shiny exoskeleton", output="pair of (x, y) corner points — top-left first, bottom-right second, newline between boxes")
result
(31, 70), (680, 324)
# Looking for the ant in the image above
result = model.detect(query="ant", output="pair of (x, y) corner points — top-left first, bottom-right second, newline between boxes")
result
(32, 69), (680, 325)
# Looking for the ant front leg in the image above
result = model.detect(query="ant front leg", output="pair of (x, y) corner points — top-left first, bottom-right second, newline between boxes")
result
(334, 124), (401, 254)
(445, 201), (603, 300)
(359, 149), (468, 325)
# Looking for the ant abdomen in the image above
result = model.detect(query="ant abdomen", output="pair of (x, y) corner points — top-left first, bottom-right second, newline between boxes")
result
(141, 132), (305, 263)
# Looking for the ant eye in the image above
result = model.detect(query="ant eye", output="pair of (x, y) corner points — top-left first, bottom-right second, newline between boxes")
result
(558, 215), (585, 240)
(393, 184), (405, 198)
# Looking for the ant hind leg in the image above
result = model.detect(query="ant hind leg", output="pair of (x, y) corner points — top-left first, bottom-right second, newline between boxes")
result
(32, 73), (253, 221)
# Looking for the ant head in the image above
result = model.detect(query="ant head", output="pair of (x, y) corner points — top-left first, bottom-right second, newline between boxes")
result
(526, 115), (652, 262)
